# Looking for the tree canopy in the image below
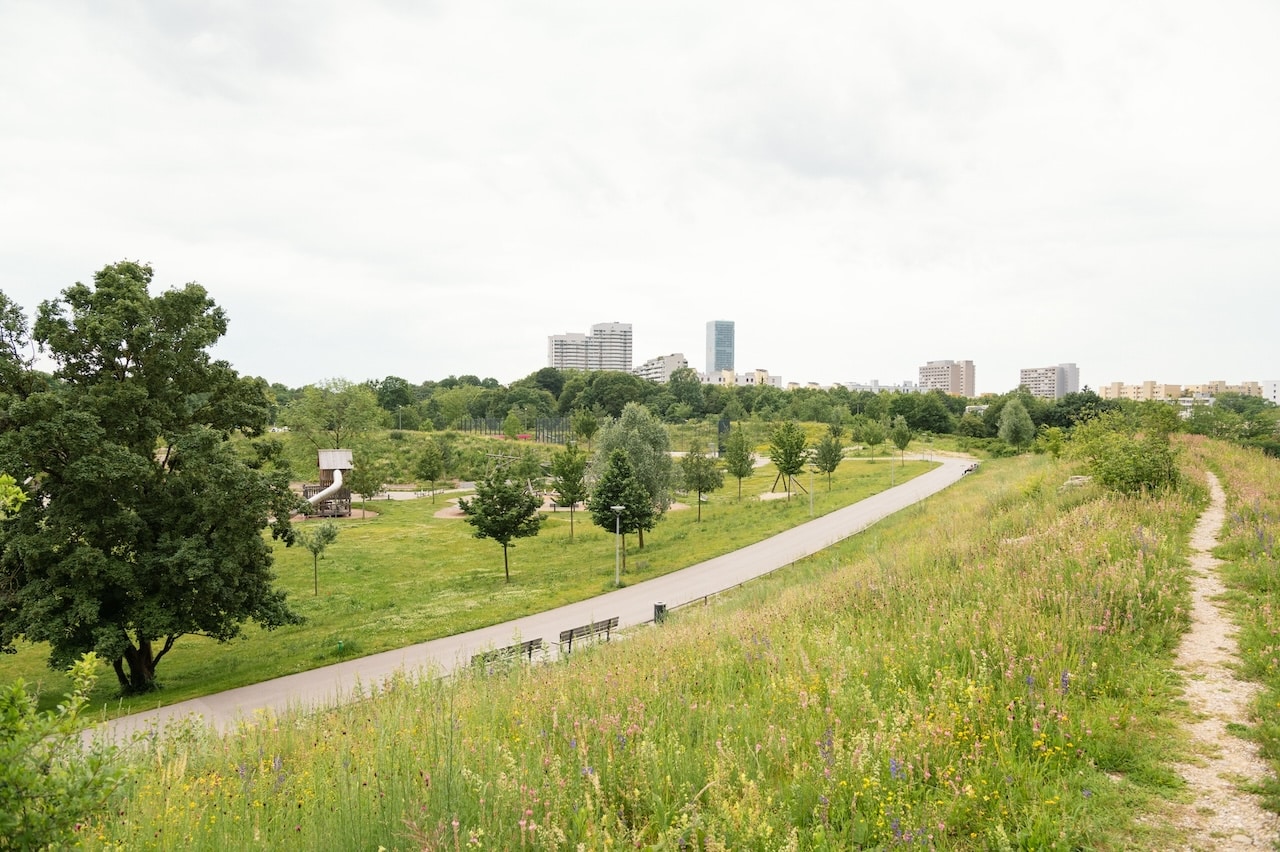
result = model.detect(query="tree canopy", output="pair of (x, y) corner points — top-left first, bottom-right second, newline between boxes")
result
(587, 449), (654, 573)
(591, 402), (673, 548)
(0, 262), (302, 692)
(280, 378), (383, 449)
(997, 398), (1036, 449)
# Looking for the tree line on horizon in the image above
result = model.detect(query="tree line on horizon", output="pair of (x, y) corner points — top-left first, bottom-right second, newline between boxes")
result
(269, 366), (1280, 457)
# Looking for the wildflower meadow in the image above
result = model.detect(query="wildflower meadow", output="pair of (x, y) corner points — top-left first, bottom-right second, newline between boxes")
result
(63, 442), (1280, 848)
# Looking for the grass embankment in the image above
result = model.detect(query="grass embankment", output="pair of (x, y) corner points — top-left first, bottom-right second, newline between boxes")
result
(0, 456), (931, 718)
(76, 450), (1237, 849)
(1185, 436), (1280, 812)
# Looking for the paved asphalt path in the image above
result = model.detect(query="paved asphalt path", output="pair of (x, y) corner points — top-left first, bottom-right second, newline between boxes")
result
(92, 455), (969, 742)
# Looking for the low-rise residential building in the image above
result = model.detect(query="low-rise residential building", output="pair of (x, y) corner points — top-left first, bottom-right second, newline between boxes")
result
(1183, 380), (1263, 397)
(699, 369), (783, 388)
(1098, 381), (1183, 401)
(839, 379), (920, 394)
(1100, 379), (1268, 402)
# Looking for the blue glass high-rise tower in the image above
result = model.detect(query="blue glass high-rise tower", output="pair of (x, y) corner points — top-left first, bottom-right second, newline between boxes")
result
(705, 320), (734, 373)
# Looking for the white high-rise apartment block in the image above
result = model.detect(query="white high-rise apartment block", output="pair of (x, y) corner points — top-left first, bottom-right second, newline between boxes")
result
(918, 359), (975, 397)
(1263, 380), (1280, 404)
(547, 322), (633, 371)
(635, 353), (688, 383)
(1019, 363), (1080, 399)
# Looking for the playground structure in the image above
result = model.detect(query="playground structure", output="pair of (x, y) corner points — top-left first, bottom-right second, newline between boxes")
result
(303, 449), (353, 517)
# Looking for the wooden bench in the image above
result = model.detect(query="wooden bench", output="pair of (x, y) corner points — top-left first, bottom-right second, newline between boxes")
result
(558, 616), (619, 654)
(470, 637), (543, 667)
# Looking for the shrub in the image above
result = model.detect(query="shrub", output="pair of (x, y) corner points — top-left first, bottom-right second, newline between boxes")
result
(0, 653), (127, 850)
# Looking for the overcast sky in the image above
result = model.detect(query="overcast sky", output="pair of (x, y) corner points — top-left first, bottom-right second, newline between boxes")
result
(2, 1), (1276, 395)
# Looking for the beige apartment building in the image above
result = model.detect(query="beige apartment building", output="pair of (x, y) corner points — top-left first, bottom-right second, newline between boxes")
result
(1183, 380), (1263, 397)
(918, 359), (975, 397)
(1099, 380), (1264, 401)
(1097, 381), (1183, 401)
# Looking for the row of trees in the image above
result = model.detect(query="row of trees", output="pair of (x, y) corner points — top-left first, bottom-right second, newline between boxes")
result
(270, 365), (1144, 439)
(454, 407), (929, 582)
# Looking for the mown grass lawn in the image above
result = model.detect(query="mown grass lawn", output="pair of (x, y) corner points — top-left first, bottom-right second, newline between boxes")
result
(2, 455), (932, 717)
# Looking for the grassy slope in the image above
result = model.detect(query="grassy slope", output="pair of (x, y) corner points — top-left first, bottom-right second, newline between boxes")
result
(76, 446), (1256, 850)
(1, 449), (931, 718)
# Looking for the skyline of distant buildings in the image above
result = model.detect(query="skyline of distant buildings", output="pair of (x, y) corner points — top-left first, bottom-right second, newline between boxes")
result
(547, 320), (1274, 402)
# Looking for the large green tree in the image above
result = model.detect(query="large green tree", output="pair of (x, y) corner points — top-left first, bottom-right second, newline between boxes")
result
(0, 262), (302, 693)
(997, 398), (1036, 449)
(548, 442), (589, 539)
(280, 378), (383, 449)
(723, 427), (756, 499)
(458, 467), (545, 583)
(768, 421), (808, 498)
(591, 402), (673, 548)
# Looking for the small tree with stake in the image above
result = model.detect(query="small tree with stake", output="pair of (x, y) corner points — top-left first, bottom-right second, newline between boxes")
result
(415, 441), (445, 502)
(299, 521), (339, 596)
(812, 430), (844, 490)
(768, 421), (809, 499)
(890, 415), (913, 466)
(458, 466), (545, 583)
(722, 427), (756, 500)
(548, 441), (589, 539)
(679, 445), (724, 522)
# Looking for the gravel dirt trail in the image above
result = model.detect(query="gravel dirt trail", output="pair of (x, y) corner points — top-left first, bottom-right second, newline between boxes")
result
(1166, 472), (1279, 849)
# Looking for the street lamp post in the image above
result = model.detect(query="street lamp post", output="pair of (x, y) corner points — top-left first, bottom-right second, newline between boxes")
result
(610, 505), (625, 587)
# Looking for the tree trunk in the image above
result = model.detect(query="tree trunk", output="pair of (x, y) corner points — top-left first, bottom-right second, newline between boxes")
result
(637, 527), (644, 550)
(696, 492), (702, 522)
(115, 639), (158, 693)
(503, 543), (510, 582)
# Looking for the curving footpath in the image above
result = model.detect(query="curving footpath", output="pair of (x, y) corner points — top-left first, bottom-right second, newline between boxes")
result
(93, 455), (971, 742)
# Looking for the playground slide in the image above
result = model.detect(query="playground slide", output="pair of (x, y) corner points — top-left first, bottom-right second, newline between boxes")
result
(307, 466), (345, 505)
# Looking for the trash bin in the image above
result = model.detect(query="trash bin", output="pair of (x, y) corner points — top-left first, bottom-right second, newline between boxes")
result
(654, 602), (667, 624)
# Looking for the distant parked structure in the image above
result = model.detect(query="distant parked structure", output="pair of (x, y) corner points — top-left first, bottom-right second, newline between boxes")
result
(547, 322), (633, 372)
(634, 352), (689, 383)
(705, 320), (735, 373)
(1019, 363), (1080, 400)
(919, 359), (975, 397)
